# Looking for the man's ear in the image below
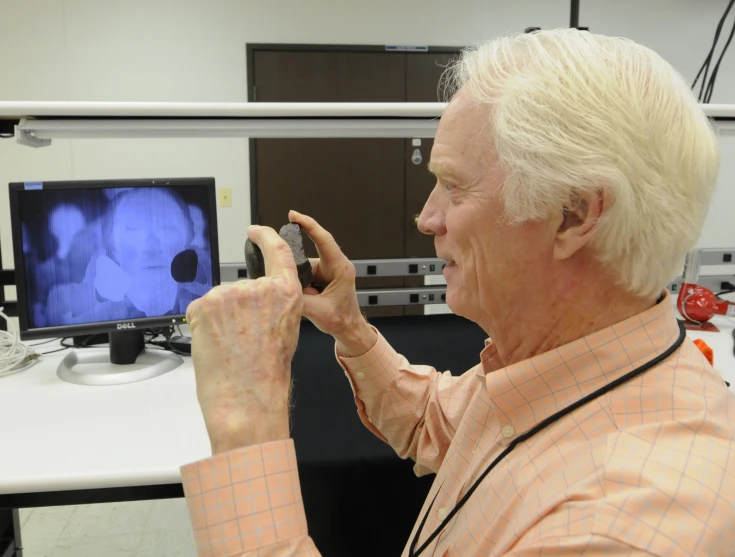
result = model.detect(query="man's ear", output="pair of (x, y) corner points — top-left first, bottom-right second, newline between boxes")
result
(553, 189), (603, 260)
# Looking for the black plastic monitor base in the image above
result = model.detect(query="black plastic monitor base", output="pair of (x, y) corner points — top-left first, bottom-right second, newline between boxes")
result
(72, 332), (108, 348)
(109, 330), (145, 364)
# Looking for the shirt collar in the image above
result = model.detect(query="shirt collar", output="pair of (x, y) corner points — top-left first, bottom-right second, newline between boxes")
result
(476, 290), (681, 442)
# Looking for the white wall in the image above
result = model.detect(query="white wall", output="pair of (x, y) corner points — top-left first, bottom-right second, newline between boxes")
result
(2, 0), (735, 278)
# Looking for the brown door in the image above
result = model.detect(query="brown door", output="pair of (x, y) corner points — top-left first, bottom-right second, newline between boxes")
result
(252, 50), (407, 259)
(250, 47), (461, 316)
(256, 138), (405, 260)
(252, 50), (406, 103)
(252, 50), (408, 260)
(252, 49), (409, 317)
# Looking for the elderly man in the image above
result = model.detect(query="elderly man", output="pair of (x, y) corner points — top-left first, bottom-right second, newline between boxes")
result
(180, 29), (733, 556)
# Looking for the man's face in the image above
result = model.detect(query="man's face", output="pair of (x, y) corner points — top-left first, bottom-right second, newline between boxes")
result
(418, 92), (556, 333)
(112, 189), (189, 285)
(50, 203), (85, 259)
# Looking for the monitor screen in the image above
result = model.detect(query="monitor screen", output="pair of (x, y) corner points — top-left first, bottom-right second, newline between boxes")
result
(9, 178), (219, 338)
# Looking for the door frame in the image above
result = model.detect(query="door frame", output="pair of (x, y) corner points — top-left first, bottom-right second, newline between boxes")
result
(245, 43), (464, 224)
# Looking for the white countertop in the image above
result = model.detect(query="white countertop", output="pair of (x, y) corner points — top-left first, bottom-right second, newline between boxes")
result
(1, 310), (734, 497)
(0, 344), (210, 495)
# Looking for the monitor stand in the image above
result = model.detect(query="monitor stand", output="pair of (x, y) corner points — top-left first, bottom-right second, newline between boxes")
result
(56, 330), (184, 386)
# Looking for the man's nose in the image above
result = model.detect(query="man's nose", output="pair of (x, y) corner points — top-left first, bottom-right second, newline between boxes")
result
(417, 194), (446, 236)
(145, 230), (162, 250)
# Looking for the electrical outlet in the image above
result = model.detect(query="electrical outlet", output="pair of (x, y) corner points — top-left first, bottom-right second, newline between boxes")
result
(218, 188), (232, 207)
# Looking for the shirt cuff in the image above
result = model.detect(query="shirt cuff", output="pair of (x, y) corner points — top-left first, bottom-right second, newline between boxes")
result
(180, 439), (308, 557)
(335, 328), (403, 399)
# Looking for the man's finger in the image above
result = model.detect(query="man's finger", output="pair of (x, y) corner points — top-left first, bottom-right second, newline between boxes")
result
(308, 258), (320, 277)
(302, 294), (327, 320)
(186, 298), (200, 323)
(308, 257), (334, 284)
(289, 210), (345, 266)
(247, 225), (297, 279)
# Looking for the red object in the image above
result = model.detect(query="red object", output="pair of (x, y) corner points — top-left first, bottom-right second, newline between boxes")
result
(692, 338), (714, 366)
(681, 320), (721, 333)
(677, 282), (735, 324)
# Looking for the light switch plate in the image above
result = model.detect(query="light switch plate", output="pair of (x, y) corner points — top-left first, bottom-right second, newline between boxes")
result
(218, 188), (232, 207)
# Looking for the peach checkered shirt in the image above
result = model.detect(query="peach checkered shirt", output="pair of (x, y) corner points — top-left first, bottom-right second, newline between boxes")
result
(181, 293), (735, 556)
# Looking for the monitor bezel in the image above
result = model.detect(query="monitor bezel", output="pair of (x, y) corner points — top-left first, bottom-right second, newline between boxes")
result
(8, 177), (220, 341)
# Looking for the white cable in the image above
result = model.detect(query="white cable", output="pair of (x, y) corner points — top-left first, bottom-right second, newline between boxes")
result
(0, 307), (38, 377)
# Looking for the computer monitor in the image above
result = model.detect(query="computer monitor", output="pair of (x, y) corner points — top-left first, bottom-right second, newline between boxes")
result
(8, 178), (220, 385)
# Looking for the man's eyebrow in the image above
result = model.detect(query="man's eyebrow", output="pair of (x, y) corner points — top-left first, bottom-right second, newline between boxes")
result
(428, 160), (451, 177)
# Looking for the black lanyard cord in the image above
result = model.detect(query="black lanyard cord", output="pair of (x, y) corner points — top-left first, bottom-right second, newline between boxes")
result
(409, 320), (687, 557)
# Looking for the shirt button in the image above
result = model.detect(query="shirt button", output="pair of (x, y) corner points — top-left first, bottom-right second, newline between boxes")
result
(502, 425), (515, 438)
(355, 372), (365, 380)
(438, 507), (448, 520)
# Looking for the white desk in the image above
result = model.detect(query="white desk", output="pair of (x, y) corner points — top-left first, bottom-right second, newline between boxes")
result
(0, 345), (210, 497)
(1, 309), (734, 500)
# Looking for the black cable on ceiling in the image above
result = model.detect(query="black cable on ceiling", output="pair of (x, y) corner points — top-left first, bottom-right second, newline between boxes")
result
(692, 0), (735, 103)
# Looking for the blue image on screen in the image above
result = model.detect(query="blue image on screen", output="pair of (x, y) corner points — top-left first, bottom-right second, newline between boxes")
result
(19, 186), (214, 329)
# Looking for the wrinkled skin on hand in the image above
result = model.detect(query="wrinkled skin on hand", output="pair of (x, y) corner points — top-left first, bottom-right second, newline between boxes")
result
(186, 225), (303, 454)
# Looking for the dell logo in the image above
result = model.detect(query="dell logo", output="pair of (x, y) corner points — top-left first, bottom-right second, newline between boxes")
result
(117, 323), (136, 330)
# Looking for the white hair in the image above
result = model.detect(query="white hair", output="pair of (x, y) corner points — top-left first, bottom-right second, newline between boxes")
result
(445, 29), (721, 299)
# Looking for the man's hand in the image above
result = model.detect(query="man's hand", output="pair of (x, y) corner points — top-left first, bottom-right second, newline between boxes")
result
(186, 225), (304, 455)
(288, 211), (377, 356)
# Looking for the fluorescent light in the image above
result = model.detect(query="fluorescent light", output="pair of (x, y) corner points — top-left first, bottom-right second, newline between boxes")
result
(15, 118), (440, 147)
(0, 101), (446, 118)
(2, 101), (733, 147)
(1, 100), (731, 118)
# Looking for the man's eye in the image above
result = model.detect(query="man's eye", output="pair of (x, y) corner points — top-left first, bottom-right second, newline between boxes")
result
(444, 182), (454, 191)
